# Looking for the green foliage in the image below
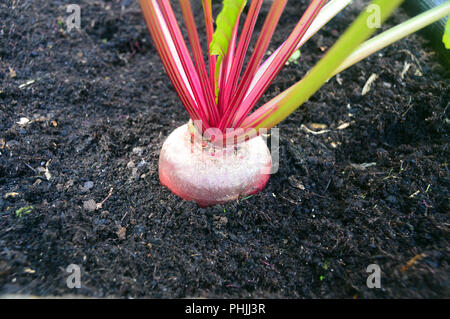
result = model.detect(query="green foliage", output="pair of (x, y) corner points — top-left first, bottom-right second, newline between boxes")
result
(443, 16), (450, 49)
(287, 49), (301, 64)
(16, 205), (34, 218)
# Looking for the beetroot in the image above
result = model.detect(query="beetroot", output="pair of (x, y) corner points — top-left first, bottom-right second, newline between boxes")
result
(159, 123), (272, 207)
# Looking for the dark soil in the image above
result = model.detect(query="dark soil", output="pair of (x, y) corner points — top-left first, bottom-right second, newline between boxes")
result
(0, 0), (449, 298)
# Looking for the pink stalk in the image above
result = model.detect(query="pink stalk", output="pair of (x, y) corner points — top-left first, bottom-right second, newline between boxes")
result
(218, 0), (288, 131)
(247, 0), (352, 98)
(140, 0), (209, 126)
(218, 15), (240, 115)
(240, 0), (352, 129)
(232, 0), (327, 127)
(202, 0), (216, 91)
(221, 0), (263, 113)
(240, 90), (286, 129)
(155, 0), (211, 124)
(179, 0), (219, 126)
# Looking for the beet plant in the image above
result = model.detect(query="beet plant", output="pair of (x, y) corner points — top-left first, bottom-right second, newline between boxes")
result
(139, 0), (450, 206)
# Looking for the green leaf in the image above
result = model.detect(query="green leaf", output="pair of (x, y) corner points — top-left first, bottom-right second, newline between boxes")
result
(443, 16), (450, 49)
(16, 205), (34, 218)
(287, 49), (301, 64)
(209, 0), (247, 98)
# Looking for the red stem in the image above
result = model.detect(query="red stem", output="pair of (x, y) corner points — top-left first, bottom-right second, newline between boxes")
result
(202, 0), (216, 92)
(179, 0), (219, 126)
(156, 0), (210, 124)
(218, 0), (288, 131)
(234, 0), (328, 128)
(222, 0), (263, 115)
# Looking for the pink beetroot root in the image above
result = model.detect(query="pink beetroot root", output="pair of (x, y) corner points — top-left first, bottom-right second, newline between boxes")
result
(159, 123), (272, 207)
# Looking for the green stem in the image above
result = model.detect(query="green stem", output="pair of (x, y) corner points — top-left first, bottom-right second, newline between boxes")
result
(334, 2), (450, 75)
(254, 0), (404, 130)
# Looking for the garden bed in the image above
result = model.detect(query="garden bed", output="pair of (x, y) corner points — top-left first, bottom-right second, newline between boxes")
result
(0, 0), (448, 298)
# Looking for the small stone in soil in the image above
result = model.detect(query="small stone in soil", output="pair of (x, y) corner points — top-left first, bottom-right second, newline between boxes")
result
(83, 199), (97, 211)
(116, 226), (127, 240)
(83, 181), (94, 189)
(132, 147), (144, 156)
(137, 160), (148, 168)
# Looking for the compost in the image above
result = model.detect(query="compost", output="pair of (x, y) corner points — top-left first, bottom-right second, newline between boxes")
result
(0, 0), (448, 298)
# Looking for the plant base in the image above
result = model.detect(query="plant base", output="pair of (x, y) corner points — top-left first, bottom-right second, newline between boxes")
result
(159, 123), (272, 207)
